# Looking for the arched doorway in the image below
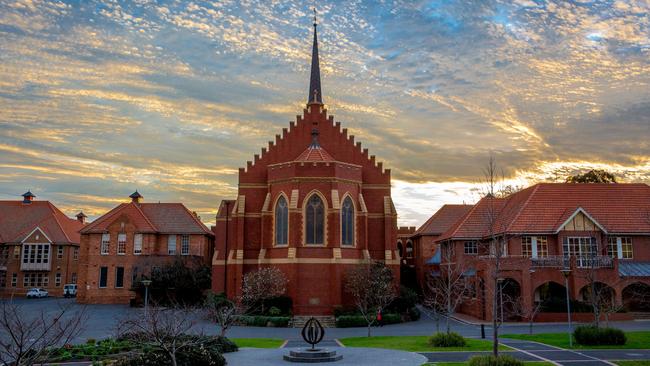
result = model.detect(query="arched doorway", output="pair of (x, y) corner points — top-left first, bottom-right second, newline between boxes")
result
(500, 278), (521, 321)
(397, 241), (404, 260)
(623, 282), (650, 312)
(534, 281), (568, 312)
(579, 282), (616, 309)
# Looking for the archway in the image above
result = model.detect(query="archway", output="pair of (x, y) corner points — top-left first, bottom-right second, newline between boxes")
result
(579, 282), (616, 308)
(623, 282), (650, 312)
(534, 281), (567, 312)
(397, 242), (403, 259)
(500, 278), (521, 321)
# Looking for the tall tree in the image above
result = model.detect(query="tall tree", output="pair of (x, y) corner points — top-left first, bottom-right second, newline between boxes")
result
(566, 169), (617, 183)
(345, 261), (397, 337)
(424, 242), (472, 334)
(241, 267), (288, 314)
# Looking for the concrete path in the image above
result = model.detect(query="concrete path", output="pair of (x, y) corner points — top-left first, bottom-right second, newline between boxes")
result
(224, 347), (427, 366)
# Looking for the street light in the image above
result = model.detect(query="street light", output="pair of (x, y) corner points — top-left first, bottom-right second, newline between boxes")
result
(142, 279), (152, 317)
(560, 269), (572, 348)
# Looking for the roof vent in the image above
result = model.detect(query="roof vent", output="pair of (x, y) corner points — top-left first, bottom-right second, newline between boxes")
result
(129, 190), (143, 204)
(22, 190), (35, 204)
(76, 211), (87, 224)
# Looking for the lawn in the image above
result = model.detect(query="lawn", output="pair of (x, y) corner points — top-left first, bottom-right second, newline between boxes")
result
(502, 331), (650, 349)
(231, 338), (285, 348)
(338, 336), (510, 352)
(422, 363), (553, 366)
(614, 362), (650, 366)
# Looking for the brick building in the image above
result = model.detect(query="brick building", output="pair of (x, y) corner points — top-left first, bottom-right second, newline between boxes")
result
(77, 192), (213, 304)
(419, 183), (650, 321)
(211, 21), (399, 315)
(407, 204), (472, 289)
(0, 191), (85, 297)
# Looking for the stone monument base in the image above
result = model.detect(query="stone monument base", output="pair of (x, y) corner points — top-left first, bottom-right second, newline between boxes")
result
(283, 348), (343, 363)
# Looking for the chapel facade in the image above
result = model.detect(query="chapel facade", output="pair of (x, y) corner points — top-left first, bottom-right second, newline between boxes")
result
(211, 21), (399, 315)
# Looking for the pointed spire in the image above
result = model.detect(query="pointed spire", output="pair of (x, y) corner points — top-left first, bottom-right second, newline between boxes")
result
(307, 7), (323, 105)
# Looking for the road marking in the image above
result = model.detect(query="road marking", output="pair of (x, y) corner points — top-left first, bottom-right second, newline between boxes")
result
(503, 339), (618, 366)
(502, 342), (562, 366)
(280, 340), (288, 348)
(334, 339), (345, 347)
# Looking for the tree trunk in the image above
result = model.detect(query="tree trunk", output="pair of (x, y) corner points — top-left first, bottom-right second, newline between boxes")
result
(529, 320), (533, 335)
(492, 277), (499, 357)
(220, 326), (227, 337)
(367, 323), (371, 337)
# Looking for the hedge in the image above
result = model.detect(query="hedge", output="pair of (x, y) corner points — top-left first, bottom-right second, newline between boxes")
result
(335, 313), (402, 328)
(236, 315), (290, 327)
(428, 332), (466, 347)
(468, 355), (523, 366)
(573, 326), (626, 345)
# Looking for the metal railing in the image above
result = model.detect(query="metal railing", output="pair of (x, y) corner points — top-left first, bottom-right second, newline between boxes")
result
(531, 255), (570, 268)
(575, 255), (613, 268)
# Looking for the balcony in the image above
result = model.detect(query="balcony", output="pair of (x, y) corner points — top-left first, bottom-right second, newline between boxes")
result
(575, 255), (613, 269)
(20, 261), (51, 271)
(531, 255), (569, 269)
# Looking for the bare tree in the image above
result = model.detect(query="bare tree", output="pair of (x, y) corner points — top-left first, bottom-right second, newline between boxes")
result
(241, 267), (288, 314)
(424, 242), (472, 333)
(118, 305), (203, 366)
(205, 292), (246, 337)
(505, 294), (544, 335)
(0, 298), (86, 366)
(345, 260), (397, 337)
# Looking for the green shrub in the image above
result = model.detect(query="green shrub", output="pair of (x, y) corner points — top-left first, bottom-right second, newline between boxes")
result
(236, 315), (290, 327)
(333, 306), (358, 317)
(335, 315), (368, 328)
(262, 295), (293, 316)
(387, 286), (419, 314)
(428, 332), (466, 347)
(335, 313), (403, 327)
(268, 306), (281, 316)
(114, 338), (228, 366)
(468, 355), (523, 366)
(408, 306), (421, 321)
(86, 338), (96, 345)
(573, 326), (626, 345)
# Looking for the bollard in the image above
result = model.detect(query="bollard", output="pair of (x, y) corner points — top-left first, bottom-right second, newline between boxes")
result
(481, 324), (485, 339)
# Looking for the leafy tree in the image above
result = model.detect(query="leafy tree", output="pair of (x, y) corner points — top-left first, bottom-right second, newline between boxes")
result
(137, 257), (211, 305)
(566, 170), (617, 183)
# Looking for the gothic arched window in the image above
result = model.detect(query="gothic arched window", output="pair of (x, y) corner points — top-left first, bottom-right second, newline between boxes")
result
(305, 194), (325, 245)
(275, 196), (288, 245)
(341, 196), (354, 246)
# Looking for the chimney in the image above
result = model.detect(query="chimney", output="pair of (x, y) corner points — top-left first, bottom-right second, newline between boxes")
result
(21, 191), (35, 204)
(76, 211), (87, 224)
(129, 190), (143, 204)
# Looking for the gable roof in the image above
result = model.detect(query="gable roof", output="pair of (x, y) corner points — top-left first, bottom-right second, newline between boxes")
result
(413, 204), (473, 237)
(0, 201), (84, 244)
(80, 202), (212, 235)
(437, 183), (650, 242)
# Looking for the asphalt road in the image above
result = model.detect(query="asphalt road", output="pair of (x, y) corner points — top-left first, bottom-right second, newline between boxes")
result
(4, 297), (650, 343)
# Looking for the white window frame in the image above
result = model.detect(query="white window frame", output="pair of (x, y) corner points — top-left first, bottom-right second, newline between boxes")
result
(133, 234), (143, 255)
(117, 233), (126, 255)
(101, 233), (110, 255)
(11, 273), (17, 287)
(608, 237), (632, 259)
(168, 235), (176, 255)
(57, 245), (64, 259)
(55, 273), (61, 287)
(73, 247), (79, 260)
(181, 235), (190, 255)
(464, 241), (478, 255)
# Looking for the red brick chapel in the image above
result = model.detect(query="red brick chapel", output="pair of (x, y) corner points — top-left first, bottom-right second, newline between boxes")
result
(211, 20), (399, 315)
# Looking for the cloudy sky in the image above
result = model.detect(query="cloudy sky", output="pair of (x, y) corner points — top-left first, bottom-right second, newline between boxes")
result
(0, 0), (649, 227)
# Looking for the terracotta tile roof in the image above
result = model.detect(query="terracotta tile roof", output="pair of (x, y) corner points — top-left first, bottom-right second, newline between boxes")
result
(0, 201), (84, 244)
(413, 204), (473, 236)
(80, 202), (212, 235)
(437, 183), (650, 242)
(295, 145), (335, 162)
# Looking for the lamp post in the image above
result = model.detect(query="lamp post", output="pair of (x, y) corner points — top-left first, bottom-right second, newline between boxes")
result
(142, 279), (152, 317)
(561, 269), (572, 348)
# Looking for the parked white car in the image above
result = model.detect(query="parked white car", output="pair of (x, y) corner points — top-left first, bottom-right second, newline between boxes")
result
(26, 288), (48, 298)
(63, 284), (77, 298)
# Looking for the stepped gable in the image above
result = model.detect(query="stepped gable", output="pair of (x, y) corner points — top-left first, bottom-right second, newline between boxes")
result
(238, 107), (390, 183)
